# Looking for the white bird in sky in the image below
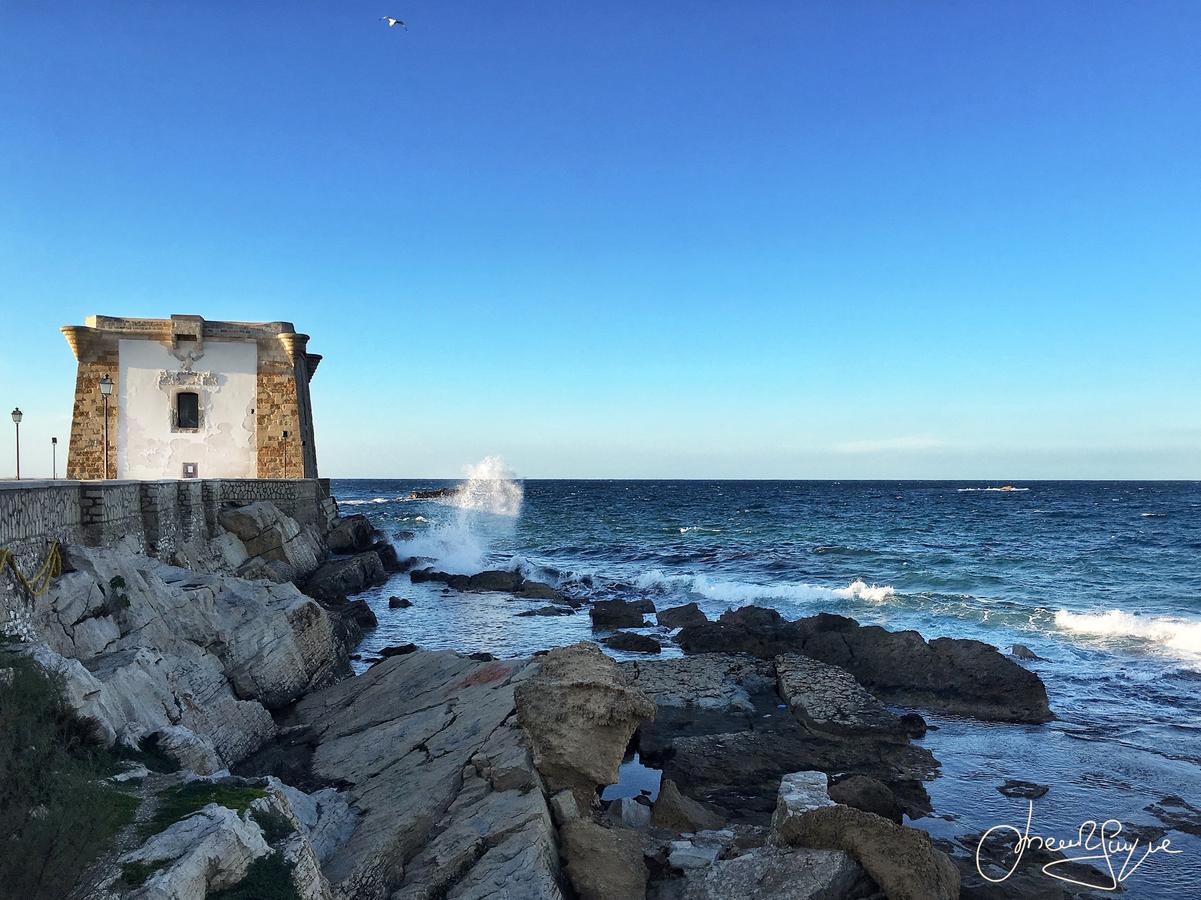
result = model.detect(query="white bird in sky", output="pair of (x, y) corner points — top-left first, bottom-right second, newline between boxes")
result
(381, 16), (408, 30)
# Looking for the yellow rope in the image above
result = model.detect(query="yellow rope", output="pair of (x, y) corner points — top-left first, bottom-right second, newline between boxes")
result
(0, 541), (62, 598)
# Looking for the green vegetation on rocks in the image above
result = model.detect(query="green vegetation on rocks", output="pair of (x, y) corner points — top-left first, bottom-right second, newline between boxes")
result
(207, 851), (301, 900)
(251, 807), (296, 844)
(119, 859), (168, 888)
(0, 650), (141, 900)
(142, 781), (267, 838)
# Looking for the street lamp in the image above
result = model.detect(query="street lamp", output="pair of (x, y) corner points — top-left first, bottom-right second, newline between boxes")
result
(52, 436), (58, 480)
(98, 375), (113, 480)
(10, 408), (21, 480)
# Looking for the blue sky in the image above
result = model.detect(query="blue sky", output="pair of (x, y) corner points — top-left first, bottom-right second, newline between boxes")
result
(1, 1), (1198, 479)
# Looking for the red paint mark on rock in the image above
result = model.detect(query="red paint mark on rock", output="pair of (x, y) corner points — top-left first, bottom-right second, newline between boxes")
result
(458, 661), (512, 688)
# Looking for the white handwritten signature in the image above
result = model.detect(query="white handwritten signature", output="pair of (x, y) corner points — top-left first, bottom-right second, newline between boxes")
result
(976, 801), (1182, 891)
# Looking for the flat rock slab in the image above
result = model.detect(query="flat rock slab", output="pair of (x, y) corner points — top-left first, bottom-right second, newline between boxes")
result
(775, 653), (904, 737)
(622, 655), (776, 712)
(287, 650), (561, 900)
(670, 846), (867, 900)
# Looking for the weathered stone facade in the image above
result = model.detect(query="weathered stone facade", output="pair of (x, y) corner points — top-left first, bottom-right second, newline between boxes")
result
(61, 315), (322, 480)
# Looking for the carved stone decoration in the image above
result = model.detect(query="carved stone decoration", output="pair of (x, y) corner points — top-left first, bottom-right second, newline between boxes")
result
(158, 370), (219, 388)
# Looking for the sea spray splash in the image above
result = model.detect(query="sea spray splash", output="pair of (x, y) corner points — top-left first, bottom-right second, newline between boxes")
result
(442, 456), (524, 516)
(397, 456), (523, 573)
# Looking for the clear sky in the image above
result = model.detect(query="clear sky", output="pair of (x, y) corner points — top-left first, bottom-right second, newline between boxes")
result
(1, 2), (1198, 479)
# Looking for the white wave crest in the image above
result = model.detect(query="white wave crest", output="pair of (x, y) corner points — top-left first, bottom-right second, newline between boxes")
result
(833, 579), (896, 603)
(678, 526), (722, 534)
(957, 487), (1031, 492)
(340, 497), (397, 506)
(632, 571), (896, 607)
(1054, 609), (1201, 657)
(394, 456), (523, 572)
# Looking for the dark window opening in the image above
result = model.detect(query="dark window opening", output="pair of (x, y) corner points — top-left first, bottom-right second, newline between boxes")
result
(177, 392), (199, 429)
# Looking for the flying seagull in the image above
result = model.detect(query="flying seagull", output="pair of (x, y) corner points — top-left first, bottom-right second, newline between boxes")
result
(381, 16), (408, 29)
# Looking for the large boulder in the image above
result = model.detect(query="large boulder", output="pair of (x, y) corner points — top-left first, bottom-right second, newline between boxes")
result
(603, 632), (662, 654)
(829, 775), (904, 824)
(775, 804), (960, 900)
(560, 818), (648, 900)
(519, 580), (567, 603)
(590, 600), (651, 630)
(326, 514), (375, 554)
(301, 551), (388, 602)
(218, 501), (325, 583)
(657, 602), (708, 629)
(25, 544), (351, 766)
(464, 570), (524, 592)
(678, 611), (1052, 723)
(515, 642), (656, 809)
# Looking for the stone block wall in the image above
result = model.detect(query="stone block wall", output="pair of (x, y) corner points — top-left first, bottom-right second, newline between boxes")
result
(255, 372), (304, 479)
(65, 352), (119, 481)
(1, 477), (338, 638)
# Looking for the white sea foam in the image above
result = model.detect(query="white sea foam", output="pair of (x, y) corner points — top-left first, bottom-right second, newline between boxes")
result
(632, 571), (896, 607)
(833, 579), (896, 603)
(1054, 609), (1201, 657)
(678, 526), (721, 534)
(340, 497), (397, 506)
(957, 487), (1031, 492)
(394, 457), (523, 572)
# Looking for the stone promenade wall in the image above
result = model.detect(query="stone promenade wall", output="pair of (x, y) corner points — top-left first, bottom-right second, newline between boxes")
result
(1, 477), (337, 639)
(0, 477), (337, 570)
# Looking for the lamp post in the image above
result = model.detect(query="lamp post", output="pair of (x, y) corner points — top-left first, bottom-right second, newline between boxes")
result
(52, 436), (58, 480)
(98, 375), (113, 480)
(10, 408), (21, 480)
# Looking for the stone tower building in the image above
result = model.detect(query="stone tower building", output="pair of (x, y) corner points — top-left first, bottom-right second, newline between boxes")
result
(61, 315), (321, 481)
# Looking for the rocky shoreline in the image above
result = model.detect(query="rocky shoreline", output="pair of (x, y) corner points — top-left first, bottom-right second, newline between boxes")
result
(1, 499), (1120, 899)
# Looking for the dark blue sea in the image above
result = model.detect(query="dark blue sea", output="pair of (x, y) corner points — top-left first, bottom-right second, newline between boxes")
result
(332, 475), (1201, 897)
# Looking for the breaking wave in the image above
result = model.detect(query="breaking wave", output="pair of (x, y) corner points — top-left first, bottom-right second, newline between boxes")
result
(957, 487), (1031, 492)
(1054, 609), (1201, 658)
(631, 570), (895, 608)
(394, 457), (523, 572)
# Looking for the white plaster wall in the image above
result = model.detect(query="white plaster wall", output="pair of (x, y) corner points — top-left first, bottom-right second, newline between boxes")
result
(117, 339), (258, 479)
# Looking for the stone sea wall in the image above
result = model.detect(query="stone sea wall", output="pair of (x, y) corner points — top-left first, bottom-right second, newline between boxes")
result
(0, 477), (337, 637)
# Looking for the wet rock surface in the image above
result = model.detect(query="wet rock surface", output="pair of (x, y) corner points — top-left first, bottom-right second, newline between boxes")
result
(604, 631), (663, 653)
(624, 653), (937, 825)
(591, 599), (654, 630)
(678, 609), (1052, 723)
(656, 602), (709, 629)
